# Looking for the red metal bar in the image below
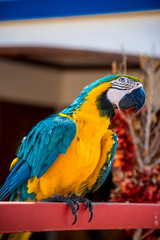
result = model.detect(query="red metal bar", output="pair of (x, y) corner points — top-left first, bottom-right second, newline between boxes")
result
(0, 202), (159, 233)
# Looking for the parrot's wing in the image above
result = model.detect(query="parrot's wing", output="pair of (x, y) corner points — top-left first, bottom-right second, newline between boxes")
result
(0, 114), (77, 201)
(17, 114), (77, 178)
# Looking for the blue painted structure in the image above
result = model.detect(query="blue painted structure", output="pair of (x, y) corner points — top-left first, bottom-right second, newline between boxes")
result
(0, 0), (160, 21)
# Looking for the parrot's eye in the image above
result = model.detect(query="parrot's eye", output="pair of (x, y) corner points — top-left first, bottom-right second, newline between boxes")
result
(119, 77), (125, 83)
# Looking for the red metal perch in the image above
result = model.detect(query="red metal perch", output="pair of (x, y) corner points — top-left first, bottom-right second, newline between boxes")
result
(0, 202), (160, 233)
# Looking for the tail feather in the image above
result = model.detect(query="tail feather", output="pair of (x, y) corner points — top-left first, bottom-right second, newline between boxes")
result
(0, 232), (32, 240)
(0, 160), (23, 195)
(0, 159), (30, 201)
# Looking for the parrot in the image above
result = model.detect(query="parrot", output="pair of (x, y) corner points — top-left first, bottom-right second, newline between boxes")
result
(0, 74), (145, 227)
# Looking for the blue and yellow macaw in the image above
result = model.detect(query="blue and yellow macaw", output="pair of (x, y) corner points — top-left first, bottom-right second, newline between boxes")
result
(0, 74), (145, 224)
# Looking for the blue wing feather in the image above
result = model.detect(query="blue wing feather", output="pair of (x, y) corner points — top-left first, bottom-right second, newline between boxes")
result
(0, 160), (30, 200)
(18, 114), (77, 178)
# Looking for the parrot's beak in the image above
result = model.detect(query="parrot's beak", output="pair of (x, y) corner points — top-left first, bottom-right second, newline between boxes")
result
(119, 86), (145, 114)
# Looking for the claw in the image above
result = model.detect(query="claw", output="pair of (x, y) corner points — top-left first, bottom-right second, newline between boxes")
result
(85, 200), (93, 222)
(88, 208), (94, 223)
(76, 201), (80, 210)
(69, 193), (80, 210)
(84, 201), (89, 210)
(72, 212), (78, 225)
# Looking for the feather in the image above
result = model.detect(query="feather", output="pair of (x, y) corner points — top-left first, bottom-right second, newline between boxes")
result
(0, 160), (30, 201)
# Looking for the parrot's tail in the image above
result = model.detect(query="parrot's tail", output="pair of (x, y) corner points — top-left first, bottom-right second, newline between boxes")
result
(0, 159), (30, 201)
(0, 159), (32, 239)
(0, 232), (32, 240)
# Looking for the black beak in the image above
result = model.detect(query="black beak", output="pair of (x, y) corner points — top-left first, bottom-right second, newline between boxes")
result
(119, 87), (145, 114)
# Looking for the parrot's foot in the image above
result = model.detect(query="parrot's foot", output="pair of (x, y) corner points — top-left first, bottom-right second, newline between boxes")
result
(41, 194), (78, 225)
(41, 194), (94, 225)
(69, 193), (94, 223)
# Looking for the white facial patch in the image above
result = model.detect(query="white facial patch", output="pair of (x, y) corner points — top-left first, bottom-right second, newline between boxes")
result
(107, 77), (143, 108)
(107, 88), (128, 109)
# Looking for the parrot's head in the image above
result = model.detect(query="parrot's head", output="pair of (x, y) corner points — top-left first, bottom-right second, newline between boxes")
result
(63, 74), (145, 120)
(106, 75), (145, 115)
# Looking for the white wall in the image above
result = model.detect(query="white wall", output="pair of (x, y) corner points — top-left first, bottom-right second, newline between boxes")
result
(0, 11), (160, 56)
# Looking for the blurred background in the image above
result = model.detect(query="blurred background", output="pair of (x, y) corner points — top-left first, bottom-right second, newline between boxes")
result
(0, 0), (160, 239)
